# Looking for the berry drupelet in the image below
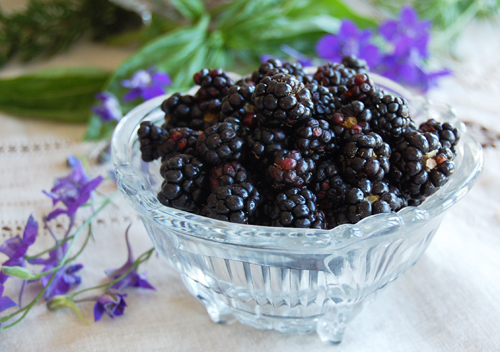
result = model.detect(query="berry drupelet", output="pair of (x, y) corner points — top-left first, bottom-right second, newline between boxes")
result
(161, 93), (205, 130)
(341, 55), (369, 74)
(205, 182), (261, 224)
(158, 153), (208, 212)
(253, 73), (313, 127)
(196, 120), (245, 166)
(292, 118), (337, 159)
(306, 82), (342, 119)
(246, 126), (288, 167)
(209, 161), (249, 191)
(268, 188), (326, 228)
(369, 92), (412, 141)
(268, 150), (315, 189)
(338, 132), (391, 184)
(157, 127), (200, 159)
(137, 121), (166, 162)
(419, 119), (461, 155)
(220, 83), (255, 121)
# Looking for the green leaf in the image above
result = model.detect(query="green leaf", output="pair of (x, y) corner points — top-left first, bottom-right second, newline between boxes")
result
(1, 266), (33, 280)
(0, 67), (109, 123)
(85, 15), (211, 141)
(170, 0), (206, 21)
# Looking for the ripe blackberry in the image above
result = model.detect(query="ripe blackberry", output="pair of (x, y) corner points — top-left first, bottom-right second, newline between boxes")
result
(341, 55), (369, 74)
(251, 59), (310, 84)
(342, 73), (377, 102)
(329, 101), (372, 138)
(220, 83), (255, 120)
(369, 92), (411, 141)
(313, 62), (356, 89)
(292, 118), (337, 159)
(157, 127), (200, 160)
(389, 130), (454, 203)
(209, 162), (249, 191)
(193, 68), (235, 123)
(196, 120), (245, 166)
(338, 132), (391, 184)
(137, 121), (165, 162)
(268, 150), (315, 189)
(306, 82), (342, 119)
(330, 180), (406, 225)
(160, 93), (204, 130)
(205, 182), (261, 224)
(253, 73), (313, 127)
(310, 160), (349, 210)
(158, 153), (208, 212)
(419, 119), (461, 155)
(268, 188), (326, 228)
(246, 126), (288, 167)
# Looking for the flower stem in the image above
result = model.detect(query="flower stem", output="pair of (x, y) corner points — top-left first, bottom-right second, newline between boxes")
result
(0, 190), (120, 330)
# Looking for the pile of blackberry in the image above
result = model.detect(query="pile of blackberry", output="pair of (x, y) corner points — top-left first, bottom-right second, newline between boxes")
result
(138, 56), (461, 229)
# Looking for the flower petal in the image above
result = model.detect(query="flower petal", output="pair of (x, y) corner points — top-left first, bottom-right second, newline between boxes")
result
(123, 88), (142, 102)
(141, 85), (166, 100)
(315, 34), (341, 61)
(152, 72), (171, 86)
(338, 20), (358, 39)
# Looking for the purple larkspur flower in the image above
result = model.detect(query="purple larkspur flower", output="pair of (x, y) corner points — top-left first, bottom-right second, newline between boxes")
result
(43, 155), (103, 221)
(29, 242), (84, 300)
(0, 216), (38, 284)
(105, 227), (155, 292)
(93, 290), (127, 321)
(379, 6), (431, 58)
(91, 92), (122, 123)
(377, 6), (450, 91)
(315, 20), (380, 67)
(121, 67), (171, 102)
(0, 284), (17, 314)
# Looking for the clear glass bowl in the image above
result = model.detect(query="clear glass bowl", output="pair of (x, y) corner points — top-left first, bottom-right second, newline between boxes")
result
(111, 74), (483, 344)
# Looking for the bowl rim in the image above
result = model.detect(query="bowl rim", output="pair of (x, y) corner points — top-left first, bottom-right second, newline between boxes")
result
(111, 73), (484, 250)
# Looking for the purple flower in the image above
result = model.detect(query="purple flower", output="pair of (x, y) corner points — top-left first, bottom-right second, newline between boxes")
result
(0, 284), (17, 314)
(93, 290), (127, 321)
(105, 227), (155, 292)
(0, 216), (38, 284)
(121, 67), (171, 102)
(91, 92), (122, 123)
(379, 6), (431, 58)
(43, 155), (103, 221)
(315, 20), (380, 67)
(29, 245), (83, 300)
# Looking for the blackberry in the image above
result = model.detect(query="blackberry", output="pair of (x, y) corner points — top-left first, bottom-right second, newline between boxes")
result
(292, 118), (337, 159)
(205, 182), (261, 224)
(306, 82), (342, 119)
(338, 132), (391, 184)
(220, 83), (255, 120)
(268, 150), (315, 189)
(158, 153), (208, 212)
(193, 68), (235, 124)
(310, 160), (349, 210)
(253, 73), (313, 127)
(157, 127), (200, 159)
(341, 55), (369, 74)
(209, 162), (249, 191)
(342, 73), (377, 103)
(313, 62), (356, 89)
(389, 130), (454, 203)
(196, 120), (245, 166)
(419, 119), (461, 155)
(370, 92), (411, 141)
(246, 126), (288, 167)
(329, 101), (372, 138)
(330, 180), (406, 225)
(268, 188), (326, 228)
(251, 59), (310, 84)
(160, 93), (204, 130)
(137, 121), (165, 162)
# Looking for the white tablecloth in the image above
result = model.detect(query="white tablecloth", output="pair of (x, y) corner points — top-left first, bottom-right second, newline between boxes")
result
(1, 18), (500, 352)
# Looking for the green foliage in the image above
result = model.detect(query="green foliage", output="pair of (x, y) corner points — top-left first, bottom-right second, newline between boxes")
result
(0, 67), (110, 123)
(0, 0), (142, 68)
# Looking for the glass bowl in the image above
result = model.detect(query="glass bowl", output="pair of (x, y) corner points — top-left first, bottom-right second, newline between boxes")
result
(111, 74), (483, 344)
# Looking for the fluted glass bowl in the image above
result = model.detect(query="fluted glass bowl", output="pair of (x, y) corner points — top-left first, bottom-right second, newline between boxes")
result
(111, 74), (483, 344)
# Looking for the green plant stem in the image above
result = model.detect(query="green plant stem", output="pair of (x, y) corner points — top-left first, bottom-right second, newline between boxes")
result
(0, 191), (120, 329)
(66, 225), (93, 263)
(25, 235), (76, 260)
(69, 247), (155, 300)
